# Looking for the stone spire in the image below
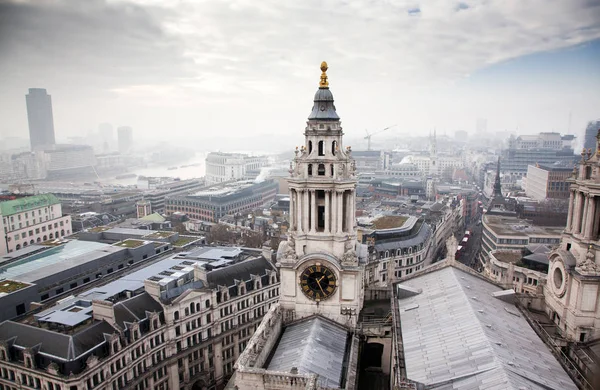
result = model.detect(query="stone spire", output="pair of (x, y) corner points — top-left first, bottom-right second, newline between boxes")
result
(493, 156), (502, 197)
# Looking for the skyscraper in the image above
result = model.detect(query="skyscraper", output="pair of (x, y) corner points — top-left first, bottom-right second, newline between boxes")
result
(25, 88), (56, 151)
(117, 126), (133, 154)
(584, 120), (600, 151)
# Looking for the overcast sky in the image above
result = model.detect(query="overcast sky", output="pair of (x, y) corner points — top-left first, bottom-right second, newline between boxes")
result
(0, 0), (599, 151)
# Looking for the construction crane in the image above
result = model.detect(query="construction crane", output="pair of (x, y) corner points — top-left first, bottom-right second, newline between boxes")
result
(364, 125), (396, 151)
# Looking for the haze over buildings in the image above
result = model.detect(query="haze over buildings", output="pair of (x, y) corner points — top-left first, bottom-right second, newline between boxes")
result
(0, 1), (599, 149)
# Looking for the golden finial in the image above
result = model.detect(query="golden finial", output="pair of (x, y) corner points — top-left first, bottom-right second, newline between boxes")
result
(319, 61), (329, 88)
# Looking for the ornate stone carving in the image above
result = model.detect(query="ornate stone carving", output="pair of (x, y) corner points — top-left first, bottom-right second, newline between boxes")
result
(86, 354), (100, 368)
(281, 238), (297, 260)
(342, 240), (357, 264)
(576, 246), (600, 276)
(47, 362), (60, 375)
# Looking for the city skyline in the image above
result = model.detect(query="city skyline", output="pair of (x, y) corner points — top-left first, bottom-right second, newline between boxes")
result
(0, 0), (599, 150)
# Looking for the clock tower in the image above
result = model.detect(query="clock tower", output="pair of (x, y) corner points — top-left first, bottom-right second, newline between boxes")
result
(278, 62), (364, 327)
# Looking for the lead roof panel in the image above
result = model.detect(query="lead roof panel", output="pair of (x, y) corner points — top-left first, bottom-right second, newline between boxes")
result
(397, 267), (577, 390)
(267, 317), (349, 388)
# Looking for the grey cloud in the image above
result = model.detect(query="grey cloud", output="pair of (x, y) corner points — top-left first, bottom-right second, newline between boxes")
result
(0, 0), (194, 91)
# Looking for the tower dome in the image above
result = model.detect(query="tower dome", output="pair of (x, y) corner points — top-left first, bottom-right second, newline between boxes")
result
(308, 61), (340, 121)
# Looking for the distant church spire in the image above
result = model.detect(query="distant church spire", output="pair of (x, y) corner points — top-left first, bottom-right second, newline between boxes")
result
(493, 156), (502, 197)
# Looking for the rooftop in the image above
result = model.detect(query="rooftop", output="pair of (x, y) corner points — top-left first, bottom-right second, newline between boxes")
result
(266, 317), (349, 388)
(492, 251), (522, 264)
(483, 214), (563, 237)
(396, 266), (577, 390)
(371, 215), (409, 229)
(113, 239), (147, 249)
(0, 240), (115, 284)
(0, 279), (31, 295)
(0, 193), (60, 216)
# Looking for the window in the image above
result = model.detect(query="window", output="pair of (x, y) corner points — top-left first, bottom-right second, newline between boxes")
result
(318, 140), (324, 156)
(56, 288), (64, 295)
(317, 164), (325, 176)
(308, 141), (313, 154)
(308, 164), (313, 176)
(332, 140), (337, 155)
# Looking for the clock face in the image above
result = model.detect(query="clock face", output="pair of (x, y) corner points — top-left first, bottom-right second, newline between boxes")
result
(299, 264), (337, 301)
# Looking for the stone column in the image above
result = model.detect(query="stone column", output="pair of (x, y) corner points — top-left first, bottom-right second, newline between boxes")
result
(296, 190), (303, 233)
(350, 190), (355, 231)
(331, 189), (338, 233)
(585, 195), (596, 239)
(303, 190), (309, 233)
(289, 190), (295, 231)
(566, 190), (575, 232)
(573, 192), (582, 234)
(337, 191), (343, 234)
(310, 190), (317, 233)
(324, 190), (330, 233)
(581, 193), (589, 236)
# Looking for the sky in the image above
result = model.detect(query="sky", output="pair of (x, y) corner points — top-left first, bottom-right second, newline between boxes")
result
(0, 0), (599, 152)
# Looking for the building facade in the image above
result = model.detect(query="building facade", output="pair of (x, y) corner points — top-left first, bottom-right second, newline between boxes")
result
(526, 163), (572, 200)
(480, 214), (562, 269)
(546, 130), (600, 343)
(165, 180), (277, 223)
(26, 88), (56, 151)
(205, 153), (268, 185)
(361, 216), (433, 287)
(0, 194), (72, 255)
(502, 132), (577, 177)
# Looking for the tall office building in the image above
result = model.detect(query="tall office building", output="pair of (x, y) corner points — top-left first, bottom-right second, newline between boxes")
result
(25, 88), (56, 151)
(117, 126), (133, 154)
(584, 120), (600, 151)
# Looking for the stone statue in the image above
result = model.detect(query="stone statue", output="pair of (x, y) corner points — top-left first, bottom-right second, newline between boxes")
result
(576, 246), (600, 276)
(342, 239), (357, 264)
(281, 237), (297, 260)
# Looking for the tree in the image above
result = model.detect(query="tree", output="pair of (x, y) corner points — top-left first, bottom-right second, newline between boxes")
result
(209, 224), (231, 244)
(241, 231), (264, 248)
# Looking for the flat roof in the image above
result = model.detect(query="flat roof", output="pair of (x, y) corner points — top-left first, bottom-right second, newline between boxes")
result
(397, 266), (577, 390)
(483, 215), (563, 237)
(0, 240), (115, 283)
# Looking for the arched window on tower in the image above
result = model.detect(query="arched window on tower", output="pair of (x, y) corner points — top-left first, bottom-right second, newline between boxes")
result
(318, 164), (326, 176)
(332, 141), (337, 155)
(330, 164), (334, 176)
(308, 164), (313, 176)
(318, 141), (324, 156)
(308, 141), (313, 154)
(585, 166), (592, 180)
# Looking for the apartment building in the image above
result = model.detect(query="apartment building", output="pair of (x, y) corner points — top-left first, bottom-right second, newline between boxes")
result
(0, 246), (279, 390)
(0, 194), (72, 255)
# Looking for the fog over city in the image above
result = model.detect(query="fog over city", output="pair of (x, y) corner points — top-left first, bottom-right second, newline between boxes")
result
(1, 0), (599, 151)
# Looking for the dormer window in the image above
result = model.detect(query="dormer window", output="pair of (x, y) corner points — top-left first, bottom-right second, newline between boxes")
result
(205, 299), (210, 308)
(240, 286), (245, 295)
(256, 281), (261, 289)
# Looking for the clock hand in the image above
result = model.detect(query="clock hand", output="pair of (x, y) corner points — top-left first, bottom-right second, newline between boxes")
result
(316, 276), (326, 295)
